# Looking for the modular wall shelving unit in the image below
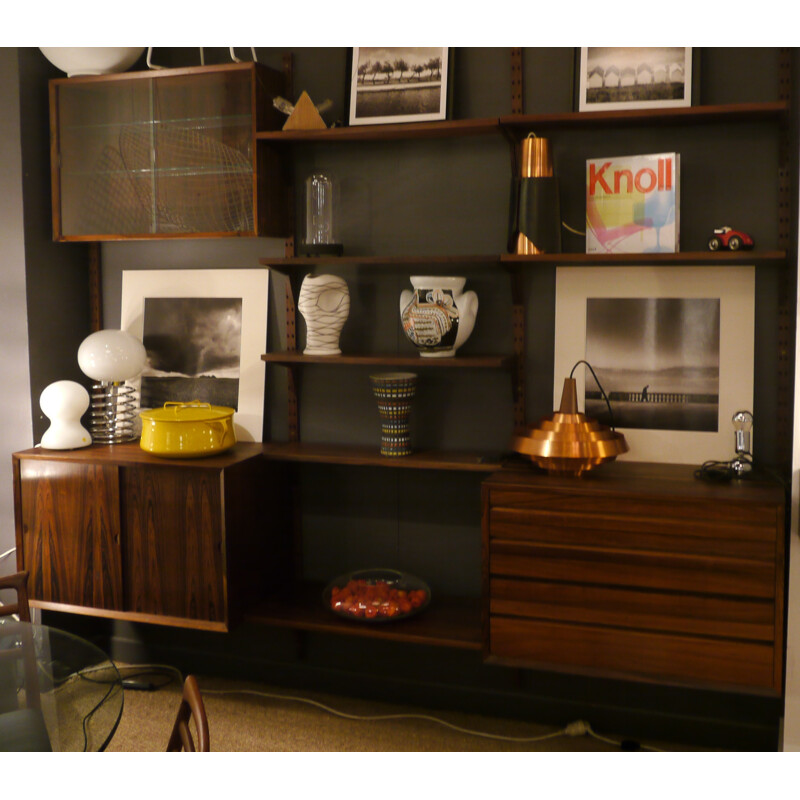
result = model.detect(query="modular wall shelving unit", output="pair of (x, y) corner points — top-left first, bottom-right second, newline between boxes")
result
(246, 49), (796, 680)
(22, 49), (798, 701)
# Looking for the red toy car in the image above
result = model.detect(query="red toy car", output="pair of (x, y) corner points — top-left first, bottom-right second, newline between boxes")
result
(708, 226), (754, 251)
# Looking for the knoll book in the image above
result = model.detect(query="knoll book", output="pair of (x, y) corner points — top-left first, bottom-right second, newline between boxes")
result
(586, 152), (679, 254)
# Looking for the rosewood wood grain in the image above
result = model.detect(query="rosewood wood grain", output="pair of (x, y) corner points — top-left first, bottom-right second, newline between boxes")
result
(489, 616), (777, 693)
(489, 539), (775, 598)
(13, 444), (271, 631)
(489, 577), (774, 641)
(261, 441), (501, 472)
(482, 462), (786, 693)
(17, 461), (123, 611)
(246, 585), (481, 650)
(121, 465), (225, 623)
(262, 352), (514, 369)
(488, 508), (778, 561)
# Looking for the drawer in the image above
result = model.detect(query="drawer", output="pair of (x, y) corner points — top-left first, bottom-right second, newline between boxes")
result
(489, 615), (778, 691)
(489, 539), (775, 598)
(490, 577), (775, 641)
(487, 486), (781, 529)
(489, 507), (777, 561)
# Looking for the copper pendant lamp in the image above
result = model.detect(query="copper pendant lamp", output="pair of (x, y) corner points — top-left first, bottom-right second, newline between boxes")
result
(512, 375), (628, 476)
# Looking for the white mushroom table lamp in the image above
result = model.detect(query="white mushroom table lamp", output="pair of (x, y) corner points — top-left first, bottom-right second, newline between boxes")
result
(77, 329), (147, 444)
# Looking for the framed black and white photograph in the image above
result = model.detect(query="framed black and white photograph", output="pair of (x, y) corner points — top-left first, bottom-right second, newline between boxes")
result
(120, 269), (269, 442)
(554, 266), (754, 464)
(577, 47), (692, 112)
(348, 47), (449, 126)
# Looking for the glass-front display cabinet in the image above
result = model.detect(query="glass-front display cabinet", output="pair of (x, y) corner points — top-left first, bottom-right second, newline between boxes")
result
(49, 62), (288, 240)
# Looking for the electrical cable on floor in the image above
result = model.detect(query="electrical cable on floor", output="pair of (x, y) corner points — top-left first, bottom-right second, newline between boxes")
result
(200, 685), (664, 751)
(103, 661), (663, 750)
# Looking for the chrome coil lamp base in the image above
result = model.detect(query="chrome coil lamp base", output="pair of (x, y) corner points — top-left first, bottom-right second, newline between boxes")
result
(89, 380), (139, 443)
(512, 377), (629, 476)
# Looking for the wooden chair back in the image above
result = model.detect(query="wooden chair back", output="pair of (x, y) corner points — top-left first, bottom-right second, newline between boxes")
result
(166, 674), (210, 752)
(0, 571), (39, 711)
(0, 570), (32, 622)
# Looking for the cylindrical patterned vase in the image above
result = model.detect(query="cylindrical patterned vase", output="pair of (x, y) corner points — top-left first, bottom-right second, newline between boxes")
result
(297, 274), (350, 355)
(370, 372), (417, 457)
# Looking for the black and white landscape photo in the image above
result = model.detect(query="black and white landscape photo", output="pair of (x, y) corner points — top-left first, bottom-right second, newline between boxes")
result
(140, 296), (243, 410)
(349, 47), (448, 125)
(579, 47), (692, 111)
(584, 297), (720, 432)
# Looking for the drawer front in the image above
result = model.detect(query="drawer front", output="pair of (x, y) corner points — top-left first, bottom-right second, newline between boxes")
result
(489, 508), (777, 561)
(490, 539), (775, 598)
(490, 615), (777, 691)
(487, 490), (779, 562)
(488, 487), (780, 528)
(490, 577), (775, 641)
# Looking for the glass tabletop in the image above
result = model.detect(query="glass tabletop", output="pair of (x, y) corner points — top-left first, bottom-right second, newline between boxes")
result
(0, 620), (123, 752)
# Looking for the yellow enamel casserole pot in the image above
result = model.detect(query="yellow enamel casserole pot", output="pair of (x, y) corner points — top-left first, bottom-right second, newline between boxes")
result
(139, 401), (236, 458)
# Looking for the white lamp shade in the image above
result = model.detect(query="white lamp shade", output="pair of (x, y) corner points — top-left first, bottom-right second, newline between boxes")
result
(78, 329), (147, 383)
(39, 47), (145, 77)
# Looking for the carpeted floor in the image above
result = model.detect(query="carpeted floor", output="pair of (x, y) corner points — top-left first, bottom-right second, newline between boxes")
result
(105, 667), (689, 753)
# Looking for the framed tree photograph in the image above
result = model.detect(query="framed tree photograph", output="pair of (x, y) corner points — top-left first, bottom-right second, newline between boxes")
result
(120, 269), (269, 442)
(577, 47), (693, 112)
(554, 265), (755, 464)
(348, 47), (450, 126)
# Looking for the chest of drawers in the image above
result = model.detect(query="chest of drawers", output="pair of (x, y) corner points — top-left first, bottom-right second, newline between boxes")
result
(482, 462), (786, 693)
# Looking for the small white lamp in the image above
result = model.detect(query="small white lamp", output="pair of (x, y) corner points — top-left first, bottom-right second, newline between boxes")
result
(77, 329), (147, 444)
(39, 380), (92, 450)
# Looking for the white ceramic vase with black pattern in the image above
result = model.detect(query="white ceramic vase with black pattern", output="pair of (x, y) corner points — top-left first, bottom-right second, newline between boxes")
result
(399, 276), (478, 357)
(298, 274), (350, 355)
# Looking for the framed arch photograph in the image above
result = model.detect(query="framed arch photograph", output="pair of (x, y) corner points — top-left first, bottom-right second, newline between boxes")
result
(578, 47), (693, 112)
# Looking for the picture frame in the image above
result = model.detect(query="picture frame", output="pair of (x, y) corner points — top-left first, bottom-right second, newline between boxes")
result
(348, 47), (450, 126)
(554, 266), (755, 465)
(577, 47), (693, 112)
(120, 269), (269, 442)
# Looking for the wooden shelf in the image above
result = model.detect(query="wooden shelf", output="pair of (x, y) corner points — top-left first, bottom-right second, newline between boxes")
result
(501, 250), (788, 268)
(499, 101), (789, 132)
(256, 117), (500, 143)
(262, 351), (514, 369)
(262, 442), (503, 472)
(260, 251), (787, 273)
(255, 102), (788, 145)
(245, 584), (482, 650)
(259, 253), (501, 272)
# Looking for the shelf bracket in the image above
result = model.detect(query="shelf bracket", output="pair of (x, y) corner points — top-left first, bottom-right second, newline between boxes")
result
(511, 48), (524, 115)
(284, 280), (300, 442)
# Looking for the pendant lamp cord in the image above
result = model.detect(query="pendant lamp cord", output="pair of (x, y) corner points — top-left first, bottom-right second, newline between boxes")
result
(570, 359), (617, 430)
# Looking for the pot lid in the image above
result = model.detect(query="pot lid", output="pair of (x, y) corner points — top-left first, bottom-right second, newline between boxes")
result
(140, 401), (234, 422)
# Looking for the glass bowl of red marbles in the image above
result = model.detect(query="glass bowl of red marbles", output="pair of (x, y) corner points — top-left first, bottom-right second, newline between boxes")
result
(323, 568), (431, 623)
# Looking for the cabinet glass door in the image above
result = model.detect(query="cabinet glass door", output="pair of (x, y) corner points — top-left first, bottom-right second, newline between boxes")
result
(52, 67), (257, 239)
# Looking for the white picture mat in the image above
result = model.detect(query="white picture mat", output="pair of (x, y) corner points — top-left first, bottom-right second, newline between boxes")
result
(121, 269), (269, 442)
(578, 47), (692, 112)
(554, 266), (755, 465)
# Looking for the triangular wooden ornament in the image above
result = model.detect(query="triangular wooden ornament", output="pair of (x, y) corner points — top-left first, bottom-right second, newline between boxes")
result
(282, 91), (327, 131)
